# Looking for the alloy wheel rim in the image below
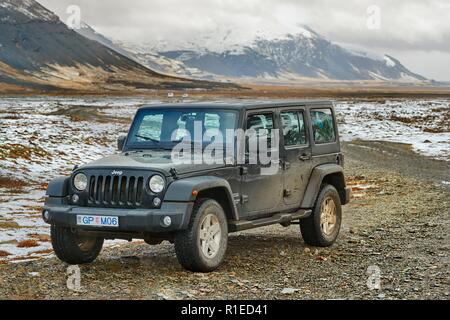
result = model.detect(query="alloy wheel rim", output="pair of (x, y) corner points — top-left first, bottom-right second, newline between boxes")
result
(320, 196), (337, 236)
(199, 213), (222, 259)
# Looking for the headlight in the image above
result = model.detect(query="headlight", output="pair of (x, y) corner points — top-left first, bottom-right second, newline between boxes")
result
(149, 175), (165, 193)
(73, 173), (88, 191)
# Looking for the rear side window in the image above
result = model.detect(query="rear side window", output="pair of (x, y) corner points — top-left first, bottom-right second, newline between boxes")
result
(310, 108), (336, 144)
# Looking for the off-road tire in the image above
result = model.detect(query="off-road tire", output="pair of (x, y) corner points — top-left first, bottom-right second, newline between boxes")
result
(174, 198), (228, 272)
(51, 225), (104, 264)
(300, 184), (342, 247)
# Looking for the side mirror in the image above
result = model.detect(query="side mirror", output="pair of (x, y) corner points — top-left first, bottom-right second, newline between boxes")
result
(117, 135), (126, 151)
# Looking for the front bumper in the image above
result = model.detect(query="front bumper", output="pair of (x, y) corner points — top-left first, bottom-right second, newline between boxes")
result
(43, 198), (194, 233)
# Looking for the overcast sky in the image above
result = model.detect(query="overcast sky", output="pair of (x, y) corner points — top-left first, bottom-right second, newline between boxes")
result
(38, 0), (450, 81)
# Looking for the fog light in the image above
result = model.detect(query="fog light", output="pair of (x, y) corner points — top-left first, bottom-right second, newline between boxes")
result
(153, 197), (161, 207)
(72, 194), (79, 203)
(42, 210), (50, 222)
(162, 216), (172, 227)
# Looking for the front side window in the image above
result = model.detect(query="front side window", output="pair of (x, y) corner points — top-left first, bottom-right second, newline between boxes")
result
(310, 108), (336, 144)
(281, 111), (307, 146)
(246, 113), (275, 148)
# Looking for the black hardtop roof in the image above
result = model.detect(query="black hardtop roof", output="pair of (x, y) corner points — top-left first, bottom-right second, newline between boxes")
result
(138, 100), (333, 111)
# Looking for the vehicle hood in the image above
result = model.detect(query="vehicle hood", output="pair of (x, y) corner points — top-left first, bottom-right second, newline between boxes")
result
(79, 151), (226, 176)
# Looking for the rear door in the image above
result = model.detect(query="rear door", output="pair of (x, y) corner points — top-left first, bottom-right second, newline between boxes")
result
(280, 108), (313, 206)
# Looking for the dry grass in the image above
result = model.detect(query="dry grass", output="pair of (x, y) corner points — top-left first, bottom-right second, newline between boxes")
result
(16, 240), (39, 248)
(30, 249), (53, 255)
(37, 183), (48, 191)
(0, 250), (11, 257)
(0, 177), (28, 190)
(346, 175), (380, 199)
(0, 144), (50, 161)
(0, 220), (21, 229)
(28, 234), (51, 242)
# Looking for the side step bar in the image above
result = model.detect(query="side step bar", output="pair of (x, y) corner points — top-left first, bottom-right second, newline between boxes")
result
(228, 209), (312, 232)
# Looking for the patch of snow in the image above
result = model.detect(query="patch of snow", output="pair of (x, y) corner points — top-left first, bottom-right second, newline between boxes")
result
(384, 56), (396, 67)
(399, 72), (422, 82)
(368, 71), (390, 81)
(336, 100), (450, 161)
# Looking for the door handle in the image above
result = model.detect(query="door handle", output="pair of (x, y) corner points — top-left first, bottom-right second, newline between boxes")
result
(299, 154), (311, 161)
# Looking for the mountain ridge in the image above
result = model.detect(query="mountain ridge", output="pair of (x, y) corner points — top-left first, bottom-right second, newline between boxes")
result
(0, 0), (219, 93)
(83, 24), (427, 83)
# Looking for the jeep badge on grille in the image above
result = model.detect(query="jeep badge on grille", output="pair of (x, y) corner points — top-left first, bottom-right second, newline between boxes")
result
(111, 170), (123, 176)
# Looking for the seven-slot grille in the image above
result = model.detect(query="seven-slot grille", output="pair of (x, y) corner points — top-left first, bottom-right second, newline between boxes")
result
(88, 174), (145, 207)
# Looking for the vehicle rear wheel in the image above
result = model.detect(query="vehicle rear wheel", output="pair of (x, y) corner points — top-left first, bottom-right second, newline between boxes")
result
(174, 198), (228, 272)
(51, 225), (104, 264)
(300, 184), (342, 247)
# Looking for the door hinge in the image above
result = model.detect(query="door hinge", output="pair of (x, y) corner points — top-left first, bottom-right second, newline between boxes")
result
(283, 161), (291, 170)
(240, 166), (248, 175)
(241, 195), (249, 204)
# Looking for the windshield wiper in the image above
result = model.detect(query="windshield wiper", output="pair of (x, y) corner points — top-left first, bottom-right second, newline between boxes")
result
(135, 134), (161, 145)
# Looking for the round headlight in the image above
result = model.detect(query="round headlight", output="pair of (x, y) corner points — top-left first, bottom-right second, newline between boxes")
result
(149, 175), (165, 193)
(73, 173), (88, 191)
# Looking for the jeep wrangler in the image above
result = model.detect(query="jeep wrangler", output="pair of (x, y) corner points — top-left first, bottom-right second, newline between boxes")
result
(43, 101), (351, 272)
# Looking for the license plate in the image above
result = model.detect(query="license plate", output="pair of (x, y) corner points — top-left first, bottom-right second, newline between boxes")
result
(77, 215), (119, 228)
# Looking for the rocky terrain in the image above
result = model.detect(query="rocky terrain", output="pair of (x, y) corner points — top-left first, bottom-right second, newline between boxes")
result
(0, 97), (448, 299)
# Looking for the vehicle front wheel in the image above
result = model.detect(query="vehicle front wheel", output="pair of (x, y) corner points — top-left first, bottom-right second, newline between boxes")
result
(174, 198), (228, 272)
(51, 225), (104, 264)
(300, 184), (342, 247)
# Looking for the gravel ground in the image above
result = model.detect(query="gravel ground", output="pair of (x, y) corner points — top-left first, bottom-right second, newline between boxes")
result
(0, 140), (449, 300)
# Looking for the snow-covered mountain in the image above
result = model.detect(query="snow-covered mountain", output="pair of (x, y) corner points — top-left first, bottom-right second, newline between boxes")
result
(106, 25), (427, 82)
(156, 27), (426, 81)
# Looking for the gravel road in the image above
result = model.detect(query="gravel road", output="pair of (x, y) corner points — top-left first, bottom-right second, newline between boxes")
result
(0, 140), (448, 300)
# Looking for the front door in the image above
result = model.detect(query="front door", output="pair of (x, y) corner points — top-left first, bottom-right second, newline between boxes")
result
(280, 109), (312, 206)
(240, 111), (283, 218)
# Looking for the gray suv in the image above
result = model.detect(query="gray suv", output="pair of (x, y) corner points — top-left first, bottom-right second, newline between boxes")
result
(43, 101), (351, 272)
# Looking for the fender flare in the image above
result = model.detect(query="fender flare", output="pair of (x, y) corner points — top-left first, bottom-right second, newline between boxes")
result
(300, 164), (346, 208)
(164, 176), (239, 220)
(46, 176), (70, 197)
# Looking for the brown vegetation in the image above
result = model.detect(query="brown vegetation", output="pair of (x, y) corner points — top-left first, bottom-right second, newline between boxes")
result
(0, 176), (28, 191)
(0, 144), (50, 161)
(0, 220), (21, 229)
(16, 240), (39, 248)
(29, 249), (53, 255)
(0, 250), (11, 257)
(28, 234), (51, 242)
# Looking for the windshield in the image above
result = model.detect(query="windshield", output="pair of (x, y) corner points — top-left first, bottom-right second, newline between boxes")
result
(126, 108), (239, 150)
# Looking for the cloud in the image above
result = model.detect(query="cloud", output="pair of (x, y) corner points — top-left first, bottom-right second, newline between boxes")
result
(37, 0), (450, 80)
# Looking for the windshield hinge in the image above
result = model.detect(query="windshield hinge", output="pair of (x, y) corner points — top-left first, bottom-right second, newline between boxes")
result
(169, 167), (178, 179)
